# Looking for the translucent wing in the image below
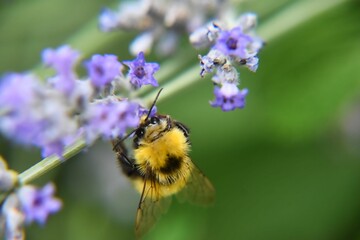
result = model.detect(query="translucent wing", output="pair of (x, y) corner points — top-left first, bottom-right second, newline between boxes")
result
(176, 160), (215, 206)
(135, 178), (172, 238)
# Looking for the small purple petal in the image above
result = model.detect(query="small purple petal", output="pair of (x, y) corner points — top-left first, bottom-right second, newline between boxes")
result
(123, 52), (160, 88)
(0, 73), (39, 109)
(42, 45), (80, 95)
(0, 74), (43, 145)
(213, 27), (253, 59)
(138, 106), (157, 118)
(40, 141), (65, 158)
(210, 83), (248, 111)
(84, 99), (140, 143)
(244, 56), (259, 72)
(0, 72), (80, 158)
(18, 183), (62, 226)
(99, 8), (119, 32)
(42, 45), (80, 76)
(86, 54), (122, 88)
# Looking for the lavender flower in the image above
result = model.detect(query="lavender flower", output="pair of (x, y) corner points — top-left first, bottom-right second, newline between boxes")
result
(241, 56), (259, 72)
(199, 49), (227, 77)
(0, 44), (161, 157)
(99, 0), (226, 56)
(42, 45), (80, 95)
(83, 98), (140, 143)
(123, 52), (159, 88)
(138, 105), (157, 119)
(98, 8), (121, 32)
(0, 74), (47, 146)
(17, 183), (62, 225)
(42, 45), (80, 76)
(213, 27), (253, 59)
(86, 54), (122, 89)
(0, 72), (80, 157)
(190, 21), (221, 49)
(210, 83), (248, 111)
(191, 12), (263, 111)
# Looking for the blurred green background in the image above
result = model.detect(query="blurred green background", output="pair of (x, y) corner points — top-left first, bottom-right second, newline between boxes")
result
(1, 0), (360, 239)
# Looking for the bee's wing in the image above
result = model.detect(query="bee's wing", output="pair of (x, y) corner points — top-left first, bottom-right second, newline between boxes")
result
(176, 160), (215, 206)
(135, 178), (172, 238)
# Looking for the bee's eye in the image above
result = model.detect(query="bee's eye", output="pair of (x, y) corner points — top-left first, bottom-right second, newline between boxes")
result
(136, 128), (145, 138)
(150, 117), (159, 125)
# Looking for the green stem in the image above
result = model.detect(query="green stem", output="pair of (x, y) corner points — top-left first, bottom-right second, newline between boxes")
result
(17, 0), (345, 185)
(18, 139), (86, 185)
(259, 0), (345, 42)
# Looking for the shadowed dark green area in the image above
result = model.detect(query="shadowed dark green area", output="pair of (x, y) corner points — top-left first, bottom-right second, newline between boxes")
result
(1, 0), (360, 239)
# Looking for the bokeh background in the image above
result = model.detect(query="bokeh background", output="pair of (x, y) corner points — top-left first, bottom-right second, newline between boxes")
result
(1, 0), (360, 239)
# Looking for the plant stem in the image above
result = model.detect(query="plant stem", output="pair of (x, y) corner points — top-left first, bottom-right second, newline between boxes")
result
(18, 139), (87, 185)
(17, 0), (345, 185)
(259, 0), (344, 42)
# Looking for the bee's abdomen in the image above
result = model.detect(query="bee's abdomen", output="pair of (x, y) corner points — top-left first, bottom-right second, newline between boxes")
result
(158, 155), (191, 186)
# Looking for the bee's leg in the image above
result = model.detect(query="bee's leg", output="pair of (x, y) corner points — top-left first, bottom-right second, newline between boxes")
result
(112, 139), (141, 178)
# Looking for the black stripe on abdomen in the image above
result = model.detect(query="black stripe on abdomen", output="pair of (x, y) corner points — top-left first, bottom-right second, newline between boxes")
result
(160, 155), (182, 174)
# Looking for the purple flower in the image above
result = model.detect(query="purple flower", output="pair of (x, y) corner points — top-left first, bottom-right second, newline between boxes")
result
(138, 105), (157, 118)
(0, 73), (38, 109)
(123, 52), (159, 88)
(40, 141), (66, 159)
(210, 83), (248, 111)
(0, 74), (44, 145)
(17, 183), (62, 225)
(213, 27), (253, 59)
(242, 56), (259, 72)
(42, 45), (80, 76)
(84, 99), (140, 143)
(199, 49), (227, 77)
(42, 45), (80, 94)
(86, 54), (122, 88)
(99, 8), (119, 32)
(0, 73), (79, 157)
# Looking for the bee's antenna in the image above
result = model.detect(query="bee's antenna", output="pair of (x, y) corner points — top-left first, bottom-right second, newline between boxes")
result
(112, 128), (137, 150)
(145, 88), (163, 121)
(120, 129), (137, 142)
(113, 88), (163, 151)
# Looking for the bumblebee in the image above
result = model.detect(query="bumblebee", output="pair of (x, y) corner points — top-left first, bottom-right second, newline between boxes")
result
(112, 89), (215, 238)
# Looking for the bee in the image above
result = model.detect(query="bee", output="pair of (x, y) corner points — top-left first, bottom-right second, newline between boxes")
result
(112, 89), (215, 238)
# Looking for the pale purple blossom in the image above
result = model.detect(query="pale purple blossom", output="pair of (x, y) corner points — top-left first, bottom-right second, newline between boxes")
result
(123, 52), (159, 88)
(86, 54), (122, 88)
(0, 73), (79, 157)
(83, 99), (140, 143)
(98, 8), (120, 32)
(0, 74), (46, 145)
(213, 27), (253, 59)
(17, 183), (62, 225)
(192, 12), (263, 111)
(98, 0), (225, 56)
(138, 105), (157, 118)
(42, 45), (80, 95)
(210, 83), (248, 111)
(0, 45), (160, 157)
(241, 56), (259, 72)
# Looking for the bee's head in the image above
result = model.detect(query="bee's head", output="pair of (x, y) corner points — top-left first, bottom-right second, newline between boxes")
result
(117, 88), (165, 149)
(134, 115), (170, 147)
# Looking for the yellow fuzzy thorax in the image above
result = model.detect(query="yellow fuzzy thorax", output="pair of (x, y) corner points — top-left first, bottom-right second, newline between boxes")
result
(134, 127), (190, 171)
